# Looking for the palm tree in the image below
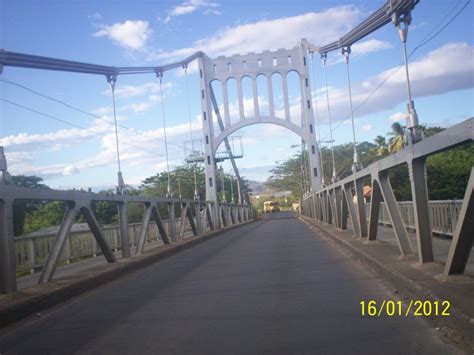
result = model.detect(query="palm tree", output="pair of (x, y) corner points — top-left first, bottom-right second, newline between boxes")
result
(387, 122), (405, 153)
(373, 135), (388, 157)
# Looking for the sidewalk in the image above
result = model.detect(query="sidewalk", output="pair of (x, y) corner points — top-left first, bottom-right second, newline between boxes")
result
(355, 221), (474, 276)
(16, 238), (167, 290)
(300, 216), (474, 351)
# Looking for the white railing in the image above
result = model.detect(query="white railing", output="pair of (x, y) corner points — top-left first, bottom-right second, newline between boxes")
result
(364, 200), (462, 237)
(14, 219), (191, 274)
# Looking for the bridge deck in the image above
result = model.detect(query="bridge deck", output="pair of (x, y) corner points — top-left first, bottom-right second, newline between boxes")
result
(0, 214), (462, 354)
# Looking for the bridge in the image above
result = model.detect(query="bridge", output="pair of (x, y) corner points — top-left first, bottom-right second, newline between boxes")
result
(0, 0), (473, 353)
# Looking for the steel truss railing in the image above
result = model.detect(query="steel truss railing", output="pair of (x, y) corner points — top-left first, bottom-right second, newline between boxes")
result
(300, 117), (474, 276)
(0, 185), (252, 293)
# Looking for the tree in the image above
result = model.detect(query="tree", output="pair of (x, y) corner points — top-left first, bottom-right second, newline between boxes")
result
(22, 201), (66, 235)
(373, 136), (388, 157)
(12, 175), (49, 236)
(267, 153), (306, 201)
(387, 122), (405, 153)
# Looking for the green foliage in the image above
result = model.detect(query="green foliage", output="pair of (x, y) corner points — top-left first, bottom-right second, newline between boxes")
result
(266, 125), (472, 203)
(142, 164), (206, 199)
(22, 201), (66, 235)
(387, 122), (405, 153)
(12, 175), (49, 236)
(427, 143), (474, 199)
(267, 153), (307, 200)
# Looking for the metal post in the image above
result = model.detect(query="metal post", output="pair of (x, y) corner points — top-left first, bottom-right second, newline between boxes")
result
(355, 178), (368, 237)
(0, 197), (16, 293)
(136, 203), (152, 254)
(444, 167), (474, 275)
(168, 202), (177, 242)
(377, 172), (413, 256)
(408, 157), (434, 263)
(118, 201), (130, 258)
(106, 74), (126, 194)
(156, 71), (173, 198)
(321, 53), (337, 183)
(309, 52), (325, 187)
(220, 165), (226, 203)
(368, 179), (382, 241)
(341, 47), (361, 173)
(39, 202), (77, 283)
(393, 10), (421, 144)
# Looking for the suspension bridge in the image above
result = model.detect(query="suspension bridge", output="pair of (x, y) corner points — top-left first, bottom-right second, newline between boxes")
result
(0, 0), (473, 353)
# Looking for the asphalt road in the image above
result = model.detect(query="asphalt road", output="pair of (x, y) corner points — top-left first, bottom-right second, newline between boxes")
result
(0, 214), (463, 354)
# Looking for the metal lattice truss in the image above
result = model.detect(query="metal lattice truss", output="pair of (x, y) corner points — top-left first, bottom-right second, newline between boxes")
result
(0, 185), (252, 293)
(301, 118), (474, 276)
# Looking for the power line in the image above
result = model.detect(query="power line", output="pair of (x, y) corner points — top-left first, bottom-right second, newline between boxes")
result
(320, 0), (471, 141)
(0, 97), (184, 160)
(0, 76), (188, 152)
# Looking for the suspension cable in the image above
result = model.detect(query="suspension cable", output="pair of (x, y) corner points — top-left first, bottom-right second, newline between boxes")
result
(156, 71), (172, 198)
(320, 53), (337, 183)
(341, 47), (361, 173)
(183, 65), (199, 200)
(106, 74), (125, 193)
(310, 52), (325, 187)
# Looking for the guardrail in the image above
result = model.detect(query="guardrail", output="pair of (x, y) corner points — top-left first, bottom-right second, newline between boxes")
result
(364, 200), (462, 237)
(14, 218), (189, 275)
(0, 183), (253, 293)
(301, 118), (473, 277)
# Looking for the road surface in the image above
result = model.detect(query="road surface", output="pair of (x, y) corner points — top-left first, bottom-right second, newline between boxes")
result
(0, 214), (462, 354)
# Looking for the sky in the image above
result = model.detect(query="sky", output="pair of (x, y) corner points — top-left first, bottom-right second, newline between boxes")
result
(1, 0), (473, 192)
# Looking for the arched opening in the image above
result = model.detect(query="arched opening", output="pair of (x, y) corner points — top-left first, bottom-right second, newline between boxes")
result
(241, 76), (253, 119)
(256, 74), (270, 117)
(287, 70), (303, 128)
(213, 123), (314, 211)
(226, 78), (239, 124)
(271, 72), (285, 120)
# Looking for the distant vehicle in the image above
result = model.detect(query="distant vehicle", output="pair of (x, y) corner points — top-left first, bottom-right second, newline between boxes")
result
(263, 200), (280, 213)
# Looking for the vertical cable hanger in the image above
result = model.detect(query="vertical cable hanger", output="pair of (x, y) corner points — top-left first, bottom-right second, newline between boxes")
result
(393, 9), (421, 144)
(220, 164), (226, 203)
(300, 139), (308, 196)
(320, 52), (337, 184)
(106, 74), (125, 194)
(156, 71), (172, 198)
(229, 170), (235, 204)
(341, 46), (361, 173)
(183, 65), (199, 200)
(310, 52), (325, 187)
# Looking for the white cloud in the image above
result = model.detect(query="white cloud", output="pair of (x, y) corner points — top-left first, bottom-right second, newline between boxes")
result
(151, 6), (361, 61)
(330, 39), (392, 64)
(93, 20), (151, 51)
(127, 102), (152, 113)
(104, 81), (173, 98)
(351, 39), (392, 56)
(389, 112), (406, 122)
(88, 12), (102, 21)
(313, 42), (474, 126)
(63, 165), (80, 176)
(165, 0), (220, 23)
(362, 124), (373, 131)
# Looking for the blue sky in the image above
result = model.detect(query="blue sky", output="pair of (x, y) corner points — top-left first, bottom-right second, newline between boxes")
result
(1, 0), (473, 191)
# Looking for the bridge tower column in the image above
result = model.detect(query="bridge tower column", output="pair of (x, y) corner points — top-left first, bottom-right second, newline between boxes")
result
(299, 39), (322, 192)
(197, 56), (219, 215)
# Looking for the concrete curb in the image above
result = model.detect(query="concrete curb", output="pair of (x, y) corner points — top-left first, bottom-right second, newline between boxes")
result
(299, 216), (474, 352)
(0, 220), (256, 329)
